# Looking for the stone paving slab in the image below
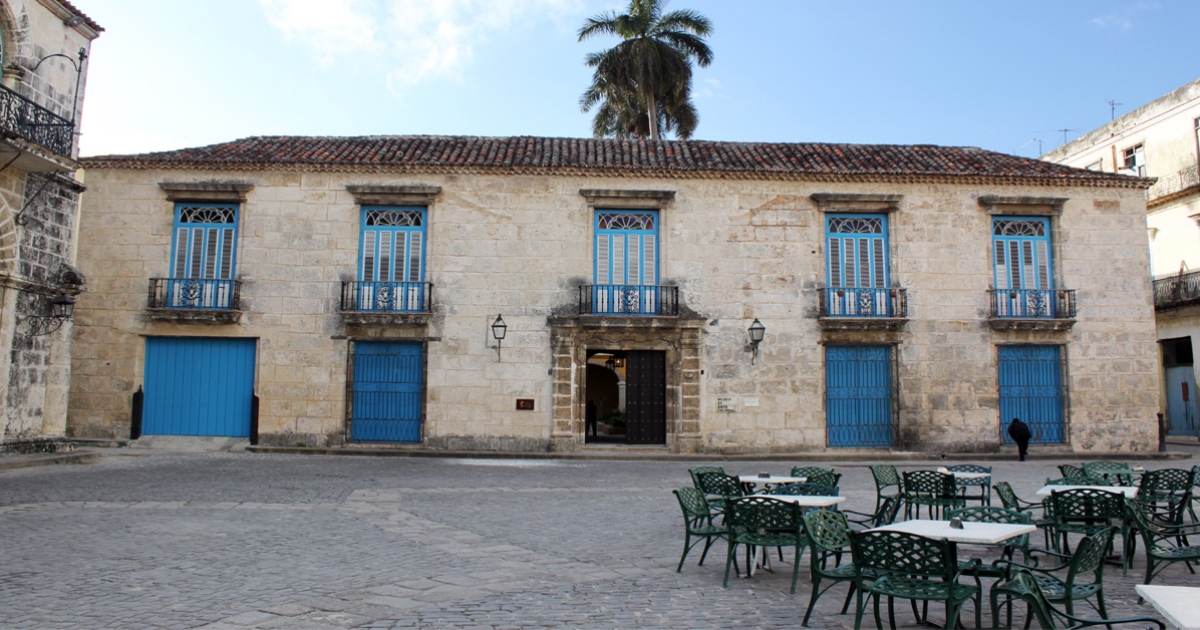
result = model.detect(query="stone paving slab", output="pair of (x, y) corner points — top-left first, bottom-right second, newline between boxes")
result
(0, 451), (1196, 628)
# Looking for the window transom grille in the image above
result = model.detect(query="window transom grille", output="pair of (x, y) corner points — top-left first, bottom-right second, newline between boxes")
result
(993, 219), (1046, 237)
(366, 210), (423, 227)
(178, 206), (236, 224)
(828, 217), (883, 234)
(598, 212), (655, 230)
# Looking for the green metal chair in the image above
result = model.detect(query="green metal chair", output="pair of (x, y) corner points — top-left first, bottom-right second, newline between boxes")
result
(870, 464), (903, 516)
(994, 481), (1055, 549)
(694, 470), (743, 515)
(946, 464), (992, 505)
(1125, 499), (1200, 593)
(1081, 461), (1135, 486)
(902, 470), (963, 519)
(1137, 468), (1195, 524)
(1058, 464), (1086, 478)
(849, 530), (979, 630)
(947, 505), (1034, 628)
(672, 487), (729, 572)
(1046, 488), (1125, 554)
(801, 509), (858, 627)
(844, 495), (902, 531)
(791, 466), (842, 489)
(990, 527), (1116, 630)
(722, 496), (807, 594)
(1005, 570), (1165, 630)
(688, 466), (725, 489)
(1191, 464), (1200, 523)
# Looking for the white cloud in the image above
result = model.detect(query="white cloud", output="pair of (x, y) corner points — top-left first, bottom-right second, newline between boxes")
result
(696, 78), (724, 99)
(259, 0), (583, 94)
(1090, 2), (1159, 30)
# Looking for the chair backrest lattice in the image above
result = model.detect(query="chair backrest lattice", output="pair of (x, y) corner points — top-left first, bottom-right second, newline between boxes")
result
(904, 470), (957, 497)
(1058, 464), (1085, 478)
(770, 482), (839, 497)
(873, 495), (903, 527)
(1082, 461), (1135, 485)
(695, 471), (743, 500)
(852, 530), (954, 580)
(791, 466), (842, 488)
(947, 464), (992, 486)
(872, 464), (902, 490)
(725, 496), (802, 533)
(993, 481), (1023, 510)
(1049, 488), (1125, 523)
(1065, 528), (1116, 581)
(804, 509), (852, 552)
(1192, 465), (1200, 489)
(688, 466), (725, 488)
(1139, 468), (1194, 494)
(674, 487), (712, 522)
(947, 505), (1032, 526)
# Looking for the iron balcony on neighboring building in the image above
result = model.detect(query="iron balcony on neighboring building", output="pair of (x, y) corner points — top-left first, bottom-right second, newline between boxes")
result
(987, 289), (1076, 331)
(1154, 271), (1200, 311)
(818, 287), (907, 331)
(579, 284), (679, 317)
(147, 278), (242, 324)
(339, 281), (433, 326)
(0, 83), (73, 158)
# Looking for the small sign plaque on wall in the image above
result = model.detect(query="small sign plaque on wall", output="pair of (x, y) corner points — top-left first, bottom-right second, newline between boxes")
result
(717, 397), (737, 413)
(516, 398), (535, 410)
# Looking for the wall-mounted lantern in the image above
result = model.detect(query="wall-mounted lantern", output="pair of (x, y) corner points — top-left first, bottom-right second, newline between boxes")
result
(748, 318), (765, 364)
(491, 314), (507, 361)
(23, 293), (75, 337)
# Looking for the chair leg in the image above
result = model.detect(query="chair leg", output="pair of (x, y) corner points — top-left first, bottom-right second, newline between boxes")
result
(697, 536), (715, 566)
(910, 599), (922, 624)
(989, 588), (1004, 629)
(802, 575), (822, 627)
(676, 532), (692, 572)
(853, 585), (866, 630)
(722, 541), (738, 588)
(873, 591), (884, 630)
(887, 596), (897, 630)
(841, 583), (856, 615)
(945, 601), (963, 630)
(790, 545), (801, 595)
(1097, 591), (1113, 630)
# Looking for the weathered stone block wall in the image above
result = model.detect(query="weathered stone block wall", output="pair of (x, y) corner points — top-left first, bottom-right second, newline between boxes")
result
(69, 167), (1159, 453)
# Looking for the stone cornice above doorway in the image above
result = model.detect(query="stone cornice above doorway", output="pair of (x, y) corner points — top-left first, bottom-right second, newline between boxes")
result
(159, 181), (255, 203)
(345, 185), (442, 206)
(811, 193), (902, 213)
(579, 189), (675, 209)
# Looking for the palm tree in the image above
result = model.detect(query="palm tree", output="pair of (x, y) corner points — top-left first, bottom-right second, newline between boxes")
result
(578, 0), (712, 140)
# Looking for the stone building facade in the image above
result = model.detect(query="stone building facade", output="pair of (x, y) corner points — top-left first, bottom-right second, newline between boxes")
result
(0, 0), (99, 451)
(70, 136), (1159, 454)
(1044, 77), (1200, 440)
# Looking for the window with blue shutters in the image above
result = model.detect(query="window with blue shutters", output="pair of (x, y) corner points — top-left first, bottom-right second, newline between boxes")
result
(825, 214), (890, 316)
(356, 206), (427, 312)
(992, 217), (1055, 317)
(593, 210), (660, 315)
(167, 203), (238, 308)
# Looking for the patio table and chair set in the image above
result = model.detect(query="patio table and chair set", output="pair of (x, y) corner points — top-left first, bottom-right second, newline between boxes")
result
(674, 462), (1200, 629)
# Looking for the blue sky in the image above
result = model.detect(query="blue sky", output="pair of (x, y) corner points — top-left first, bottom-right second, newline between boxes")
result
(78, 1), (1200, 159)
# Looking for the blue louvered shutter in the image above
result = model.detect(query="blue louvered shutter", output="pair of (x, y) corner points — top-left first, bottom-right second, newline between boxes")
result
(825, 215), (888, 316)
(359, 207), (426, 311)
(172, 204), (238, 280)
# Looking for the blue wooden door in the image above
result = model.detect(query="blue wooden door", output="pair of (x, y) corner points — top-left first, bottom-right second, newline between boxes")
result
(998, 345), (1064, 444)
(826, 345), (893, 447)
(350, 341), (424, 442)
(143, 337), (256, 437)
(1165, 365), (1200, 436)
(594, 210), (659, 314)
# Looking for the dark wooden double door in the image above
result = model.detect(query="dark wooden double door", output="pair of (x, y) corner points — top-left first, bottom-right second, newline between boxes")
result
(624, 350), (666, 444)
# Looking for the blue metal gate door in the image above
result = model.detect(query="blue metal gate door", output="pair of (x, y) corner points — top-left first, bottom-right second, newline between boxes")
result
(1165, 365), (1200, 436)
(143, 337), (256, 437)
(350, 341), (424, 442)
(826, 345), (893, 447)
(998, 345), (1065, 444)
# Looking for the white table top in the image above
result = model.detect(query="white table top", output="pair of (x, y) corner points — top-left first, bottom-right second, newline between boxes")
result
(936, 469), (991, 480)
(738, 475), (808, 485)
(747, 494), (846, 508)
(1135, 585), (1200, 630)
(869, 520), (1036, 544)
(1035, 485), (1139, 498)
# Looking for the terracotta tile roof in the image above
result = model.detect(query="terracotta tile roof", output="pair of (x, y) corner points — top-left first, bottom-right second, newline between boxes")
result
(59, 0), (103, 32)
(80, 135), (1151, 187)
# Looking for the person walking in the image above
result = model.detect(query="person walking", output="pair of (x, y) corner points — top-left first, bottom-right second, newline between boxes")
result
(1008, 417), (1032, 461)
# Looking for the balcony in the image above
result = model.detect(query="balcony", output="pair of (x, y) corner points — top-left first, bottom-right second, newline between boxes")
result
(579, 284), (678, 317)
(987, 289), (1076, 331)
(818, 287), (907, 331)
(0, 83), (73, 159)
(1148, 164), (1199, 202)
(340, 281), (433, 326)
(1154, 271), (1200, 311)
(147, 278), (242, 324)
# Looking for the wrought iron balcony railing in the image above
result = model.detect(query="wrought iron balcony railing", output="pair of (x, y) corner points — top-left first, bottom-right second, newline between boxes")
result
(819, 287), (907, 318)
(1153, 270), (1200, 310)
(341, 281), (432, 313)
(988, 289), (1076, 319)
(148, 278), (242, 310)
(0, 84), (73, 157)
(579, 284), (678, 316)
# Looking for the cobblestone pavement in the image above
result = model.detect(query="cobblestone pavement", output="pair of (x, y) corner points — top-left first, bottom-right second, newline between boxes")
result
(1, 451), (1197, 629)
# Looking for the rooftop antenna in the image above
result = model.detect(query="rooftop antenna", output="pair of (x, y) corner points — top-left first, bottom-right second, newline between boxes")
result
(1020, 138), (1045, 156)
(1055, 128), (1079, 144)
(1107, 99), (1122, 120)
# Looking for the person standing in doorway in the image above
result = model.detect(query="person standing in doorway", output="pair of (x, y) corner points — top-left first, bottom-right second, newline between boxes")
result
(1008, 417), (1032, 461)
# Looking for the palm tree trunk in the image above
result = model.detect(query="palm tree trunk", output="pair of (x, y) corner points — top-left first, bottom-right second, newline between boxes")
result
(647, 90), (659, 140)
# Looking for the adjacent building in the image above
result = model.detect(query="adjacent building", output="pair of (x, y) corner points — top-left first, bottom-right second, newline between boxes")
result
(1044, 77), (1200, 440)
(69, 135), (1159, 454)
(0, 0), (99, 451)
